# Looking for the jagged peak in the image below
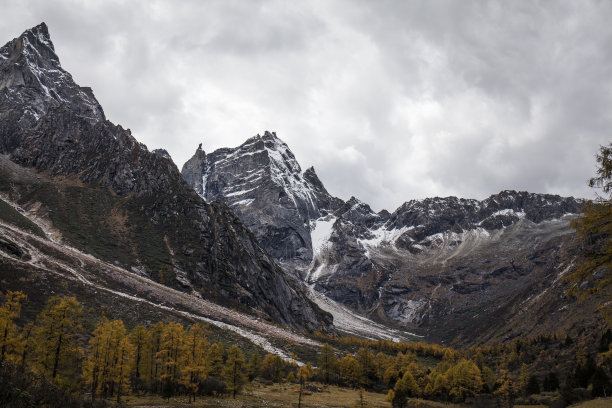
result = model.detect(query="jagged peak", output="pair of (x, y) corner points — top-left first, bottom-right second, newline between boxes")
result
(304, 166), (317, 175)
(152, 149), (172, 161)
(1, 22), (57, 62)
(23, 22), (52, 48)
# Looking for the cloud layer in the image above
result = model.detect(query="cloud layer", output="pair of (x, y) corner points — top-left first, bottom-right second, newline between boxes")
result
(2, 0), (611, 210)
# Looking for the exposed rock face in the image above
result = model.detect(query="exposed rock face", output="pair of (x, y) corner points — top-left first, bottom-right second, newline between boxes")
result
(312, 190), (582, 344)
(0, 24), (332, 332)
(182, 132), (342, 267)
(182, 132), (583, 344)
(0, 23), (104, 153)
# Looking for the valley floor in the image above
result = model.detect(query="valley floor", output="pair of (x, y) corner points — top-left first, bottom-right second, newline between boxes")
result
(123, 384), (392, 407)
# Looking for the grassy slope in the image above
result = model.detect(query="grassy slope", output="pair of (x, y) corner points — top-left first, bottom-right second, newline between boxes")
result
(0, 197), (45, 236)
(568, 399), (612, 408)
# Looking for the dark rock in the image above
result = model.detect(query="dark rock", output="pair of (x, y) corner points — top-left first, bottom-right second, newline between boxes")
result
(0, 24), (332, 333)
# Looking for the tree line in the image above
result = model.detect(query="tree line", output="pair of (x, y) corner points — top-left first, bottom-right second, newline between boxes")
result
(1, 290), (611, 407)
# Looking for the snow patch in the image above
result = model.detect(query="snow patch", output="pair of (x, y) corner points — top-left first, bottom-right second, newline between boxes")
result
(232, 198), (255, 207)
(306, 285), (420, 342)
(310, 216), (336, 257)
(357, 225), (411, 256)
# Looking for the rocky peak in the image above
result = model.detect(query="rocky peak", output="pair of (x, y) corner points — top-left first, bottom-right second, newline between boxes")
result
(0, 23), (105, 151)
(152, 148), (172, 161)
(181, 132), (344, 266)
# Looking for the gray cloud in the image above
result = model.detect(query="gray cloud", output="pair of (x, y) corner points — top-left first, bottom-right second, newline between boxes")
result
(1, 0), (610, 211)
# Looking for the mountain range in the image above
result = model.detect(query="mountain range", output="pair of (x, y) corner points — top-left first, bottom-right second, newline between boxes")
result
(0, 23), (603, 353)
(181, 129), (593, 346)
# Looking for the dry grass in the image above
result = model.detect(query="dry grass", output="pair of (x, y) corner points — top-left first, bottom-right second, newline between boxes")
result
(124, 383), (392, 407)
(567, 398), (612, 408)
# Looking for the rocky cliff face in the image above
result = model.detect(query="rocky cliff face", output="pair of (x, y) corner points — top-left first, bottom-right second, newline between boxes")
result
(310, 190), (581, 344)
(182, 133), (583, 344)
(0, 23), (332, 333)
(182, 132), (342, 267)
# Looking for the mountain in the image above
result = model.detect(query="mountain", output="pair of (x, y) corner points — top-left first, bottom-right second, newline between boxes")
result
(182, 131), (343, 268)
(0, 23), (332, 333)
(183, 135), (587, 346)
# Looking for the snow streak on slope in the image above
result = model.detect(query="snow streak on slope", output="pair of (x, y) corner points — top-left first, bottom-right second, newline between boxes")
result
(357, 225), (412, 257)
(306, 285), (420, 342)
(0, 198), (319, 364)
(307, 215), (336, 282)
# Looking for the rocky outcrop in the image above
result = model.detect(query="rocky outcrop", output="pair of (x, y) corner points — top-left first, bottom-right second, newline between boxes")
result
(181, 132), (342, 267)
(0, 23), (332, 333)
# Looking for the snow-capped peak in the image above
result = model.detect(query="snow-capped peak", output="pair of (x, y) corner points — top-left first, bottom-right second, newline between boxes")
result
(0, 23), (105, 122)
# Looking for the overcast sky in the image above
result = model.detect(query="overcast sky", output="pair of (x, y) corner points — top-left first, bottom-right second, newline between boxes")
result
(2, 0), (611, 211)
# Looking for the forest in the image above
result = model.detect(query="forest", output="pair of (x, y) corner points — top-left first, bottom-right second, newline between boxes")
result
(0, 289), (611, 407)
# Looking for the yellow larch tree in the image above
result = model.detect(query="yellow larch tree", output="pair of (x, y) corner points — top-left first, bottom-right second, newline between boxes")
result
(0, 290), (26, 363)
(32, 296), (83, 387)
(157, 321), (185, 399)
(181, 323), (209, 402)
(223, 345), (246, 398)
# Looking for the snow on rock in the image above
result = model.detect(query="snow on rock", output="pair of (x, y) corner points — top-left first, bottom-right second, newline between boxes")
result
(306, 285), (420, 342)
(310, 215), (336, 257)
(358, 225), (411, 256)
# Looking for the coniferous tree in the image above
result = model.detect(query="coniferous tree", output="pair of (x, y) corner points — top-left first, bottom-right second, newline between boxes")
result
(317, 343), (338, 384)
(32, 296), (83, 386)
(206, 342), (225, 378)
(388, 370), (419, 408)
(223, 345), (246, 398)
(83, 318), (132, 400)
(129, 324), (149, 389)
(146, 321), (164, 391)
(247, 351), (262, 382)
(261, 353), (284, 382)
(296, 363), (314, 408)
(157, 321), (185, 399)
(0, 291), (26, 363)
(114, 335), (135, 404)
(356, 347), (376, 387)
(591, 366), (612, 397)
(181, 323), (209, 402)
(338, 355), (361, 388)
